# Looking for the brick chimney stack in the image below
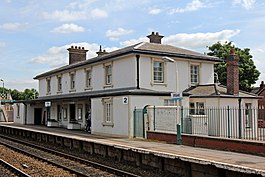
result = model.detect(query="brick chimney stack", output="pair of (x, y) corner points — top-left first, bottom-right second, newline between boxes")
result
(147, 32), (164, 44)
(226, 49), (239, 95)
(67, 46), (88, 65)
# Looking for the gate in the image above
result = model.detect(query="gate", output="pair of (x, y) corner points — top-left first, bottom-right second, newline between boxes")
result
(133, 108), (145, 138)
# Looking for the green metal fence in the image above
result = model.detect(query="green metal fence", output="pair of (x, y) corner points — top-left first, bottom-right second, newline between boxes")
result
(146, 106), (265, 141)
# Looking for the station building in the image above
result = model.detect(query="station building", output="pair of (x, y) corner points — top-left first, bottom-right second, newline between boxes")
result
(13, 32), (259, 138)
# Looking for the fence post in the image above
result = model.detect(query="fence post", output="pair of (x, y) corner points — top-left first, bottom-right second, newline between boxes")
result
(238, 98), (242, 139)
(133, 107), (136, 138)
(181, 106), (184, 133)
(153, 106), (156, 131)
(142, 107), (145, 138)
(227, 106), (230, 138)
(177, 124), (182, 145)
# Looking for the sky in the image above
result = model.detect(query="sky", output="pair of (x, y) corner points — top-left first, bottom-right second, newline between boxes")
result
(0, 0), (265, 91)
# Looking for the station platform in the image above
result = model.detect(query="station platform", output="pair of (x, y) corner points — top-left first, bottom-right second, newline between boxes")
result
(0, 122), (265, 176)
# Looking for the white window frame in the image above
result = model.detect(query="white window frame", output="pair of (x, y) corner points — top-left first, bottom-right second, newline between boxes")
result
(190, 64), (199, 85)
(69, 72), (76, 92)
(62, 105), (68, 120)
(245, 103), (252, 128)
(57, 75), (62, 93)
(77, 104), (83, 121)
(189, 102), (205, 115)
(104, 63), (113, 88)
(164, 99), (177, 106)
(153, 60), (164, 83)
(102, 97), (113, 126)
(85, 68), (92, 90)
(16, 104), (20, 118)
(46, 78), (51, 95)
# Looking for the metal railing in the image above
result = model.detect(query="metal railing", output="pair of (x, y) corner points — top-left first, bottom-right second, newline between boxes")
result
(145, 106), (265, 141)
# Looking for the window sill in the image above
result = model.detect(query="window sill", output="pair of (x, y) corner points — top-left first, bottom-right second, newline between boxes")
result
(102, 122), (114, 127)
(151, 82), (167, 87)
(57, 91), (62, 94)
(84, 87), (93, 91)
(69, 89), (76, 93)
(103, 84), (113, 89)
(46, 92), (51, 95)
(191, 83), (199, 86)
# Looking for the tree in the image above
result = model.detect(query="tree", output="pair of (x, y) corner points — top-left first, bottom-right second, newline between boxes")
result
(207, 41), (260, 92)
(21, 88), (38, 100)
(10, 89), (23, 100)
(9, 88), (38, 100)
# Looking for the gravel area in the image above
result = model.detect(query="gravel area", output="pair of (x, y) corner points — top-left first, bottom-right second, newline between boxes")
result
(0, 162), (19, 177)
(1, 134), (177, 177)
(0, 145), (76, 177)
(32, 139), (177, 177)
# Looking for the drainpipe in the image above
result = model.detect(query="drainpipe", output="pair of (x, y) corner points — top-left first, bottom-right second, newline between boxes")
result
(23, 102), (27, 125)
(136, 55), (140, 89)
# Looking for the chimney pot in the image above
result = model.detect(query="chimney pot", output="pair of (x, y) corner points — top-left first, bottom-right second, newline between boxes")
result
(96, 45), (108, 56)
(230, 49), (235, 55)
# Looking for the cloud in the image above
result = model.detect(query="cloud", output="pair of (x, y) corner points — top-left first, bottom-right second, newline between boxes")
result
(0, 42), (6, 48)
(120, 37), (148, 47)
(90, 8), (108, 18)
(30, 43), (118, 67)
(149, 8), (162, 15)
(43, 8), (107, 21)
(0, 22), (27, 30)
(163, 30), (240, 50)
(7, 80), (38, 91)
(106, 28), (133, 41)
(251, 46), (265, 85)
(170, 0), (206, 14)
(51, 23), (85, 33)
(120, 30), (240, 51)
(233, 0), (255, 10)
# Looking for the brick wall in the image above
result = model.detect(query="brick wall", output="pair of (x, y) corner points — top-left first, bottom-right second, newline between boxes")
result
(147, 131), (265, 156)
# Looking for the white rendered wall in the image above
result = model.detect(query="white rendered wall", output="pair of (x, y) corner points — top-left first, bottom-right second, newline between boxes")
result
(200, 63), (214, 84)
(13, 103), (26, 124)
(39, 79), (46, 97)
(91, 96), (129, 137)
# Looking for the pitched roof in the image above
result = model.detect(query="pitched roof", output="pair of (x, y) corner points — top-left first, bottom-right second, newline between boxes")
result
(16, 87), (171, 103)
(183, 84), (260, 99)
(34, 42), (220, 79)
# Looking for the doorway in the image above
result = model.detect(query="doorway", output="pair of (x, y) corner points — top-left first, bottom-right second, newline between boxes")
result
(34, 108), (42, 125)
(70, 104), (76, 122)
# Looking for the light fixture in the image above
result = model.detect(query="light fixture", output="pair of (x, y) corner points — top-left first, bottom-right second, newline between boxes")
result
(161, 56), (174, 62)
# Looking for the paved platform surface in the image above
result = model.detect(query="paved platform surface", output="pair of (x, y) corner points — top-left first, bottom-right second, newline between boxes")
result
(1, 123), (265, 176)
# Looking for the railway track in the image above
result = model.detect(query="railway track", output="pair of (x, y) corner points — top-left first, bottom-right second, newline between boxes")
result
(0, 134), (140, 177)
(0, 159), (31, 177)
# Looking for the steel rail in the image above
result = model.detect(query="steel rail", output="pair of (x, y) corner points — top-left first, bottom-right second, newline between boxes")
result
(0, 134), (140, 177)
(0, 159), (31, 177)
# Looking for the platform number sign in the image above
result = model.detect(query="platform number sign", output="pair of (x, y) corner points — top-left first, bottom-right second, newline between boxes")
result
(45, 101), (51, 107)
(123, 97), (128, 104)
